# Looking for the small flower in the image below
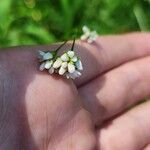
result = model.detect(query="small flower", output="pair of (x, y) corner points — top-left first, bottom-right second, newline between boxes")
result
(80, 25), (97, 43)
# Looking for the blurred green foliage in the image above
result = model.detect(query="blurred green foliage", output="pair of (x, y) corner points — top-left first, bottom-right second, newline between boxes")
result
(0, 0), (150, 47)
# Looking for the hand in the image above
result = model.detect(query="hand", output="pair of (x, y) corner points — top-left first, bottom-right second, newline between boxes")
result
(0, 33), (150, 150)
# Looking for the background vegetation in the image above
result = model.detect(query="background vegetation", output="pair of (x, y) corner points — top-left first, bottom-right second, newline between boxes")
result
(0, 0), (150, 48)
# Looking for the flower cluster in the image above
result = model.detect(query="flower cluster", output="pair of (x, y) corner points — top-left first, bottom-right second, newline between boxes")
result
(80, 25), (97, 43)
(38, 41), (83, 79)
(53, 50), (83, 79)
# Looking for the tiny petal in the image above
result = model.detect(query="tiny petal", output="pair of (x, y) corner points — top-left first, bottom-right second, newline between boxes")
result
(43, 52), (53, 60)
(68, 63), (75, 73)
(39, 62), (46, 71)
(71, 56), (78, 62)
(66, 71), (81, 79)
(53, 58), (62, 69)
(45, 60), (53, 69)
(90, 31), (97, 39)
(67, 51), (75, 58)
(48, 67), (54, 74)
(75, 60), (83, 70)
(81, 32), (90, 40)
(38, 50), (45, 56)
(81, 34), (88, 41)
(82, 25), (90, 33)
(61, 53), (69, 61)
(72, 70), (81, 78)
(61, 62), (68, 68)
(38, 51), (46, 61)
(59, 67), (66, 75)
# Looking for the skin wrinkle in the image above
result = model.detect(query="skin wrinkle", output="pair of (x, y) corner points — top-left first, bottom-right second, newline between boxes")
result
(98, 102), (150, 150)
(49, 109), (95, 150)
(45, 102), (49, 150)
(143, 144), (150, 150)
(42, 100), (49, 150)
(48, 106), (82, 148)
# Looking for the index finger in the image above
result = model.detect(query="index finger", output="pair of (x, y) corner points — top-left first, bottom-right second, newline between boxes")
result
(4, 33), (150, 87)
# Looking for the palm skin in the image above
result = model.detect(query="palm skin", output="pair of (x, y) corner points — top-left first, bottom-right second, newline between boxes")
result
(0, 46), (96, 150)
(0, 33), (150, 150)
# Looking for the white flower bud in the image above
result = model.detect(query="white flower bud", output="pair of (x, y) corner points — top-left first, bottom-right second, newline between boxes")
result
(68, 63), (75, 73)
(61, 53), (69, 61)
(75, 60), (83, 70)
(43, 52), (53, 60)
(61, 62), (68, 68)
(67, 51), (74, 58)
(45, 60), (53, 69)
(39, 62), (46, 71)
(71, 56), (78, 62)
(48, 67), (54, 74)
(59, 67), (66, 75)
(53, 58), (62, 69)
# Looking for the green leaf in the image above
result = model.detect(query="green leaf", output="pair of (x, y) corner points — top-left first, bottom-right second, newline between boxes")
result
(134, 3), (149, 31)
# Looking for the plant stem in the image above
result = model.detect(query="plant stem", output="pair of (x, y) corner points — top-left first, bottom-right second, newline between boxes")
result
(71, 38), (75, 51)
(55, 40), (68, 53)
